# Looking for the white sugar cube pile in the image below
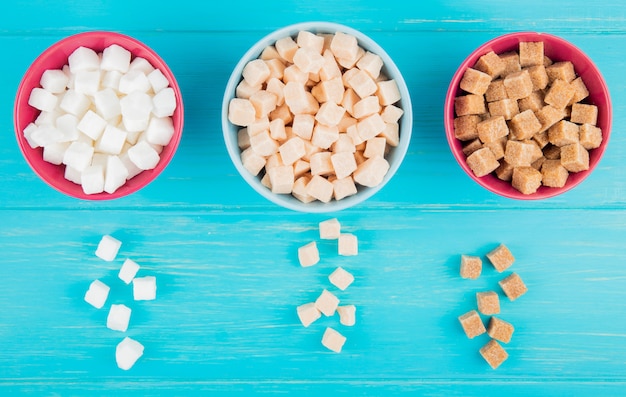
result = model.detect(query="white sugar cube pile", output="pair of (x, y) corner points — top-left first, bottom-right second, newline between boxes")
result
(115, 337), (144, 371)
(24, 44), (177, 195)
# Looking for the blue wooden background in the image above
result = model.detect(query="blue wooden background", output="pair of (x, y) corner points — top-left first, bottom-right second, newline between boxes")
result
(2, 1), (626, 396)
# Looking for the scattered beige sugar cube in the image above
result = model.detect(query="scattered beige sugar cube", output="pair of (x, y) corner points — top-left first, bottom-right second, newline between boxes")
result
(352, 96), (381, 119)
(500, 51), (521, 75)
(466, 147), (499, 177)
(546, 61), (576, 83)
(319, 218), (341, 239)
(458, 310), (486, 339)
(474, 50), (505, 78)
(310, 151), (334, 176)
(454, 94), (486, 116)
(338, 233), (358, 256)
(376, 79), (402, 106)
(333, 176), (358, 200)
(499, 272), (528, 301)
(249, 90), (278, 118)
(381, 104), (404, 124)
(480, 339), (508, 369)
(454, 115), (481, 141)
(312, 77), (344, 104)
(560, 142), (589, 172)
(329, 266), (355, 291)
(319, 49), (342, 80)
(228, 98), (256, 127)
(353, 155), (390, 187)
(548, 120), (579, 146)
(330, 151), (357, 179)
(315, 289), (340, 316)
(240, 147), (266, 176)
(306, 175), (334, 203)
(541, 159), (569, 188)
(316, 102), (346, 127)
(347, 69), (378, 98)
(364, 137), (386, 159)
(250, 130), (279, 157)
(569, 76), (590, 104)
(536, 105), (565, 132)
(330, 31), (359, 61)
(476, 291), (500, 315)
(275, 36), (298, 63)
(570, 103), (598, 125)
(357, 51), (383, 79)
(235, 79), (261, 99)
(503, 69), (533, 100)
(293, 47), (325, 74)
(513, 166), (542, 194)
(242, 59), (270, 87)
(322, 327), (347, 353)
(477, 116), (509, 144)
(460, 67), (492, 96)
(487, 317), (515, 344)
(296, 30), (324, 53)
(292, 175), (315, 203)
(269, 118), (287, 141)
(311, 124), (340, 149)
(337, 304), (356, 326)
(488, 98), (519, 120)
(485, 79), (507, 103)
(357, 113), (386, 141)
(381, 122), (400, 147)
(486, 244), (515, 272)
(267, 165), (294, 194)
(332, 133), (357, 153)
(279, 136), (306, 165)
(292, 113), (315, 140)
(510, 109), (541, 140)
(460, 255), (482, 280)
(298, 241), (320, 267)
(526, 65), (549, 91)
(544, 79), (576, 110)
(579, 123), (603, 149)
(297, 302), (322, 327)
(519, 41), (544, 67)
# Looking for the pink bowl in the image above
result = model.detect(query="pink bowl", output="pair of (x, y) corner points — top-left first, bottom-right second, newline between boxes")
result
(444, 32), (612, 200)
(14, 31), (184, 200)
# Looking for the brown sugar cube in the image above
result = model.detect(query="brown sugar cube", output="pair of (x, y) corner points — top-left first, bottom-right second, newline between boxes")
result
(543, 143), (561, 160)
(512, 166), (542, 194)
(455, 94), (486, 116)
(523, 139), (543, 162)
(569, 76), (590, 104)
(475, 51), (506, 78)
(561, 142), (589, 172)
(518, 91), (544, 113)
(544, 79), (576, 110)
(531, 156), (546, 171)
(485, 79), (508, 103)
(495, 160), (514, 181)
(462, 139), (483, 157)
(466, 147), (500, 177)
(504, 140), (539, 167)
(541, 159), (569, 188)
(499, 272), (528, 301)
(458, 310), (486, 339)
(510, 109), (541, 140)
(476, 291), (500, 315)
(477, 116), (509, 143)
(487, 317), (515, 344)
(460, 68), (493, 95)
(454, 115), (482, 141)
(520, 41), (544, 67)
(570, 103), (598, 125)
(503, 70), (534, 100)
(546, 61), (576, 83)
(548, 120), (579, 146)
(488, 98), (519, 120)
(486, 244), (515, 272)
(544, 55), (554, 67)
(480, 339), (509, 369)
(579, 123), (603, 149)
(460, 255), (482, 279)
(525, 65), (549, 91)
(499, 51), (521, 75)
(533, 130), (550, 149)
(536, 105), (566, 132)
(485, 136), (507, 160)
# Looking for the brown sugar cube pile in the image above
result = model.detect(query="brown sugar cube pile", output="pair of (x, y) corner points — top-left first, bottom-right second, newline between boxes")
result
(458, 310), (486, 339)
(480, 339), (509, 369)
(487, 316), (515, 343)
(499, 272), (528, 301)
(476, 291), (500, 315)
(486, 243), (515, 272)
(460, 255), (482, 279)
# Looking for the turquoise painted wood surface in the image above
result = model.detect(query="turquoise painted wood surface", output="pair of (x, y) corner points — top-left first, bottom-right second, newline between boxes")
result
(2, 1), (626, 395)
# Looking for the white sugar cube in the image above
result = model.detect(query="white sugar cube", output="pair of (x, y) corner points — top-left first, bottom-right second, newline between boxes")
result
(321, 327), (346, 353)
(133, 276), (157, 301)
(128, 57), (155, 75)
(120, 91), (153, 122)
(104, 155), (130, 194)
(23, 122), (40, 148)
(298, 241), (320, 267)
(28, 87), (58, 112)
(59, 89), (91, 117)
(147, 68), (170, 93)
(118, 258), (140, 284)
(96, 234), (122, 261)
(128, 141), (160, 170)
(96, 125), (127, 155)
(34, 108), (62, 127)
(81, 164), (105, 195)
(77, 110), (107, 141)
(145, 116), (175, 146)
(118, 70), (151, 94)
(40, 69), (69, 94)
(116, 337), (144, 370)
(315, 289), (339, 317)
(63, 141), (94, 172)
(91, 153), (108, 168)
(337, 305), (356, 326)
(30, 125), (65, 148)
(73, 70), (101, 95)
(101, 44), (131, 73)
(43, 142), (70, 165)
(328, 267), (354, 290)
(94, 88), (122, 120)
(119, 151), (144, 180)
(152, 87), (176, 118)
(84, 279), (110, 309)
(64, 165), (82, 185)
(101, 70), (123, 91)
(68, 46), (100, 73)
(296, 302), (321, 328)
(319, 218), (341, 239)
(55, 113), (80, 142)
(107, 304), (132, 332)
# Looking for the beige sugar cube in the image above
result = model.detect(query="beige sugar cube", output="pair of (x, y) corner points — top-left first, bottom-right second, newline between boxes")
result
(298, 241), (320, 267)
(319, 218), (341, 239)
(338, 233), (358, 256)
(546, 61), (576, 83)
(341, 88), (360, 117)
(560, 142), (589, 172)
(284, 82), (319, 115)
(297, 302), (321, 327)
(292, 175), (315, 203)
(236, 79), (261, 99)
(488, 98), (519, 120)
(353, 96), (381, 119)
(377, 79), (402, 106)
(474, 51), (506, 78)
(329, 266), (355, 290)
(357, 51), (384, 79)
(265, 58), (286, 81)
(500, 51), (521, 75)
(499, 272), (528, 301)
(504, 140), (539, 167)
(303, 140), (322, 163)
(330, 32), (359, 61)
(311, 124), (340, 149)
(266, 77), (286, 106)
(247, 117), (270, 136)
(293, 47), (325, 74)
(526, 64), (549, 91)
(319, 49), (342, 80)
(536, 105), (565, 132)
(510, 109), (541, 140)
(310, 151), (334, 176)
(477, 116), (509, 143)
(242, 59), (271, 87)
(336, 43), (364, 69)
(466, 147), (499, 177)
(337, 305), (357, 326)
(495, 160), (514, 181)
(292, 114), (315, 140)
(315, 289), (340, 316)
(485, 137), (507, 160)
(306, 175), (334, 203)
(485, 79), (508, 103)
(544, 79), (576, 110)
(322, 327), (347, 353)
(579, 123), (603, 150)
(513, 166), (542, 194)
(283, 64), (309, 85)
(337, 115), (357, 133)
(569, 76), (590, 104)
(487, 317), (515, 344)
(353, 155), (390, 187)
(357, 113), (386, 141)
(454, 94), (486, 116)
(519, 41), (544, 67)
(486, 244), (515, 272)
(462, 139), (483, 157)
(264, 152), (284, 170)
(548, 120), (579, 146)
(454, 115), (481, 141)
(250, 130), (279, 157)
(518, 90), (544, 112)
(312, 77), (344, 104)
(332, 133), (357, 153)
(228, 98), (256, 127)
(275, 36), (299, 63)
(503, 69), (533, 100)
(458, 310), (486, 339)
(237, 128), (250, 150)
(240, 148), (265, 176)
(330, 151), (357, 180)
(541, 159), (569, 188)
(381, 122), (400, 147)
(260, 173), (271, 189)
(476, 291), (500, 315)
(570, 103), (598, 125)
(346, 123), (364, 146)
(297, 31), (325, 53)
(363, 137), (386, 159)
(333, 177), (358, 200)
(260, 45), (282, 61)
(316, 102), (346, 127)
(460, 255), (482, 280)
(269, 103), (293, 125)
(249, 90), (278, 119)
(381, 104), (404, 124)
(533, 130), (550, 149)
(480, 339), (509, 369)
(293, 159), (311, 178)
(460, 68), (492, 96)
(267, 165), (294, 194)
(269, 118), (287, 141)
(347, 69), (378, 99)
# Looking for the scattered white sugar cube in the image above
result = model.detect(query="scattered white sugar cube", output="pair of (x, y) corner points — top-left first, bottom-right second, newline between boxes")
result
(43, 142), (70, 165)
(63, 141), (94, 172)
(306, 175), (334, 203)
(152, 87), (177, 118)
(319, 218), (341, 239)
(59, 89), (91, 117)
(81, 164), (105, 195)
(68, 46), (100, 73)
(116, 337), (144, 370)
(96, 125), (128, 155)
(40, 69), (69, 94)
(338, 233), (358, 256)
(147, 68), (170, 93)
(73, 70), (101, 95)
(298, 241), (320, 267)
(228, 98), (256, 127)
(118, 70), (151, 94)
(268, 165), (294, 194)
(55, 113), (80, 142)
(84, 279), (110, 309)
(330, 32), (359, 61)
(118, 258), (140, 284)
(353, 155), (390, 187)
(322, 327), (346, 353)
(94, 88), (122, 120)
(128, 141), (160, 170)
(328, 267), (354, 290)
(104, 155), (130, 194)
(107, 304), (132, 332)
(376, 79), (402, 106)
(296, 302), (321, 327)
(145, 116), (175, 146)
(133, 276), (157, 301)
(337, 305), (356, 326)
(96, 235), (122, 261)
(243, 59), (271, 87)
(100, 44), (131, 73)
(77, 110), (107, 141)
(315, 289), (339, 317)
(28, 87), (58, 112)
(330, 151), (357, 180)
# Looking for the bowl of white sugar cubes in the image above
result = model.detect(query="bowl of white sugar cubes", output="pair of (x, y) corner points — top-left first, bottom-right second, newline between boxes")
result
(14, 31), (184, 199)
(222, 22), (412, 212)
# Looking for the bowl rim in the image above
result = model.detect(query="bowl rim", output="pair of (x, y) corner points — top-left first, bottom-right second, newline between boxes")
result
(443, 31), (612, 200)
(222, 21), (413, 213)
(13, 30), (185, 200)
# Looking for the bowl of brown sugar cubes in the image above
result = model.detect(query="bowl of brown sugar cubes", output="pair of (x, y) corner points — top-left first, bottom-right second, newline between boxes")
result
(444, 32), (611, 199)
(222, 22), (412, 212)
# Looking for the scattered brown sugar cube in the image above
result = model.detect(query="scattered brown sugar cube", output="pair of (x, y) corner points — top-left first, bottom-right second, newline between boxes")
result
(548, 120), (580, 146)
(455, 94), (486, 116)
(485, 137), (507, 160)
(488, 98), (519, 120)
(480, 339), (509, 369)
(519, 41), (544, 67)
(462, 139), (483, 157)
(504, 140), (539, 167)
(499, 272), (528, 301)
(570, 103), (598, 125)
(536, 105), (565, 132)
(544, 79), (576, 110)
(503, 70), (534, 100)
(525, 65), (549, 91)
(532, 130), (550, 149)
(458, 310), (486, 339)
(454, 115), (481, 141)
(579, 123), (603, 149)
(495, 160), (514, 181)
(569, 76), (590, 104)
(510, 109), (541, 140)
(543, 143), (561, 160)
(486, 244), (515, 272)
(546, 61), (577, 83)
(487, 317), (515, 343)
(500, 51), (521, 75)
(512, 166), (542, 194)
(460, 255), (482, 279)
(466, 147), (500, 177)
(476, 291), (500, 315)
(477, 116), (509, 143)
(475, 51), (506, 78)
(460, 68), (493, 96)
(560, 142), (589, 172)
(541, 159), (569, 188)
(518, 90), (544, 113)
(485, 79), (508, 102)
